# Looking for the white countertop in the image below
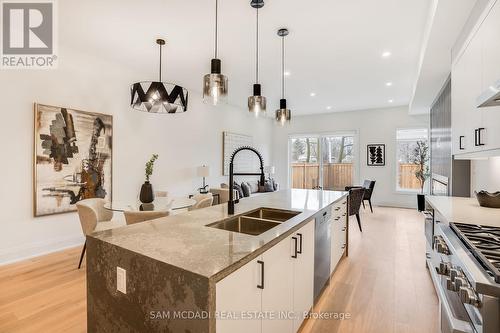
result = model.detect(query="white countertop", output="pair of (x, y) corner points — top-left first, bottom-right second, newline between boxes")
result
(426, 195), (500, 227)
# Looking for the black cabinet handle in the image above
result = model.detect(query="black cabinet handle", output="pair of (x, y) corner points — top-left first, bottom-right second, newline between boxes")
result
(478, 128), (485, 146)
(257, 260), (264, 289)
(459, 136), (465, 150)
(297, 233), (303, 254)
(474, 129), (478, 146)
(291, 237), (298, 258)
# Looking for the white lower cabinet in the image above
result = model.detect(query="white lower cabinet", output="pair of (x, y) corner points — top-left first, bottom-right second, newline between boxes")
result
(215, 256), (262, 333)
(330, 200), (347, 273)
(291, 220), (315, 332)
(216, 219), (315, 333)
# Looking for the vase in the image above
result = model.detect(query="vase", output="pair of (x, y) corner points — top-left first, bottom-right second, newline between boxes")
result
(140, 181), (154, 203)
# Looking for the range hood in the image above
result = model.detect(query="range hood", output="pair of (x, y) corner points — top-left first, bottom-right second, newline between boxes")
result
(477, 79), (500, 108)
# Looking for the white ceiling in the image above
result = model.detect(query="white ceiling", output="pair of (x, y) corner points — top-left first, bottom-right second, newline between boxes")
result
(60, 0), (433, 115)
(409, 0), (477, 115)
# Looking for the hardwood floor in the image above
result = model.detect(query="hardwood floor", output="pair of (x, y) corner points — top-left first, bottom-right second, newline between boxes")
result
(0, 247), (87, 333)
(0, 207), (438, 333)
(302, 206), (439, 333)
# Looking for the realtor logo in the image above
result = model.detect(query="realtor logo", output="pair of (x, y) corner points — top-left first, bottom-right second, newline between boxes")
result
(1, 0), (57, 68)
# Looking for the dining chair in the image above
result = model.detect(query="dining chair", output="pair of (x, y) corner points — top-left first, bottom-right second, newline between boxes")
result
(76, 198), (124, 269)
(345, 187), (365, 232)
(361, 180), (376, 213)
(189, 193), (214, 211)
(124, 211), (170, 225)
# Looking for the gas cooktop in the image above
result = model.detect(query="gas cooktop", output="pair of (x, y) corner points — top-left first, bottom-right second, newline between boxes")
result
(450, 222), (500, 283)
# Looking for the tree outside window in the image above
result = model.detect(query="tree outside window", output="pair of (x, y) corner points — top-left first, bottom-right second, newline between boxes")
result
(396, 129), (429, 192)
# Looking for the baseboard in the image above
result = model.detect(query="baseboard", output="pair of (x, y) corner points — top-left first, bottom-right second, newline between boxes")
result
(0, 235), (84, 266)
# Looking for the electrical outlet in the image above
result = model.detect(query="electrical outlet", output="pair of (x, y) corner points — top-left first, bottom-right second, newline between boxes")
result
(117, 267), (126, 294)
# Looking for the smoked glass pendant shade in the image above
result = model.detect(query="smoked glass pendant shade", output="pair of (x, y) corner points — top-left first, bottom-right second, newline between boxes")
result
(203, 59), (228, 105)
(248, 84), (266, 116)
(275, 99), (291, 126)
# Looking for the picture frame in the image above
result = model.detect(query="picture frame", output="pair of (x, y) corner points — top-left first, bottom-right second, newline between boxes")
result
(33, 103), (113, 217)
(367, 144), (385, 166)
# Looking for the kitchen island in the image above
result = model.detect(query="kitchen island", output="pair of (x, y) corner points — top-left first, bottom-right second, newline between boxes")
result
(87, 189), (348, 333)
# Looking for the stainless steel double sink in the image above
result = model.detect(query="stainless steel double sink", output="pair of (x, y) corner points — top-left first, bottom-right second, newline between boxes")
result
(206, 208), (300, 236)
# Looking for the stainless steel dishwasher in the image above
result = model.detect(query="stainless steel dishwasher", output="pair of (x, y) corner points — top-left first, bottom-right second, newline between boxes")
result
(314, 207), (331, 300)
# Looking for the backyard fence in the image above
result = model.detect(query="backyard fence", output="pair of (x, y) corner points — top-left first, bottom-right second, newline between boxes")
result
(291, 162), (422, 191)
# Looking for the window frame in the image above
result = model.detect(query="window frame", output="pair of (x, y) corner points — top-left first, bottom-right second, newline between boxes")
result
(287, 130), (360, 190)
(394, 127), (430, 194)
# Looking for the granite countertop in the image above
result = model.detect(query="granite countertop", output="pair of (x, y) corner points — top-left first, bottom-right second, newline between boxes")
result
(426, 195), (500, 227)
(90, 189), (348, 281)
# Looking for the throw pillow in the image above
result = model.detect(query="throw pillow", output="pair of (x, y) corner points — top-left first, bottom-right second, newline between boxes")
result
(233, 182), (244, 198)
(272, 178), (279, 191)
(248, 181), (260, 194)
(241, 182), (251, 197)
(259, 180), (275, 193)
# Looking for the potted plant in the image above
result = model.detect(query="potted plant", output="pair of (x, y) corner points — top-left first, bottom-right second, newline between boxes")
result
(411, 141), (430, 211)
(140, 154), (158, 203)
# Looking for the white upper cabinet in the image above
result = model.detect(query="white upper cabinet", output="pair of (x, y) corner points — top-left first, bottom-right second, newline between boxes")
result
(480, 3), (500, 151)
(452, 28), (482, 155)
(452, 1), (500, 158)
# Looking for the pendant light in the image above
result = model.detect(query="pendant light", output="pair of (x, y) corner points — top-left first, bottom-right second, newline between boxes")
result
(248, 0), (266, 116)
(276, 28), (291, 125)
(130, 39), (188, 113)
(203, 0), (228, 105)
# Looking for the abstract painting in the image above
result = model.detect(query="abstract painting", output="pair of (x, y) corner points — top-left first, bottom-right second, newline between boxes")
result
(34, 103), (112, 216)
(367, 144), (385, 166)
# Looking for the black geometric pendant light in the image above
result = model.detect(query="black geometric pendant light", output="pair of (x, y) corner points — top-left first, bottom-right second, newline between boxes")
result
(248, 0), (266, 117)
(203, 0), (228, 105)
(130, 39), (188, 114)
(275, 28), (291, 125)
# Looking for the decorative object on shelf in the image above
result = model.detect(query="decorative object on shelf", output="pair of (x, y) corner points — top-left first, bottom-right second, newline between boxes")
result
(367, 144), (385, 166)
(222, 131), (253, 175)
(275, 28), (291, 125)
(203, 0), (228, 105)
(140, 154), (158, 203)
(248, 0), (266, 116)
(410, 141), (430, 211)
(33, 103), (113, 217)
(475, 190), (500, 208)
(264, 165), (275, 179)
(131, 39), (188, 114)
(197, 165), (210, 193)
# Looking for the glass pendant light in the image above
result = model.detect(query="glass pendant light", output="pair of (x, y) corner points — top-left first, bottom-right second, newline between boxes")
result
(203, 0), (228, 105)
(276, 28), (291, 125)
(130, 39), (188, 113)
(248, 0), (266, 117)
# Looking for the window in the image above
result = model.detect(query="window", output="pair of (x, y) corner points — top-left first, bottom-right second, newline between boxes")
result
(289, 133), (356, 190)
(396, 128), (429, 192)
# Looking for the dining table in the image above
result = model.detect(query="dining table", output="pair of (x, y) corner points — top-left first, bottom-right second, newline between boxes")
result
(103, 197), (196, 212)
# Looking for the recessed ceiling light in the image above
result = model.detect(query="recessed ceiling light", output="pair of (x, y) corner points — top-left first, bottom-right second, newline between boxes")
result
(386, 82), (393, 86)
(382, 51), (392, 58)
(326, 106), (332, 110)
(284, 71), (291, 76)
(310, 92), (316, 97)
(388, 99), (394, 103)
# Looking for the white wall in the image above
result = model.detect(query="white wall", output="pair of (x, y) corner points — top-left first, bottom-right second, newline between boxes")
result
(0, 46), (273, 265)
(272, 106), (429, 208)
(471, 157), (500, 194)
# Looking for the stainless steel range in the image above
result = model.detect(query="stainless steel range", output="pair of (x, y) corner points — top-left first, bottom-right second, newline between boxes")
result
(425, 213), (500, 333)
